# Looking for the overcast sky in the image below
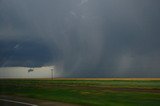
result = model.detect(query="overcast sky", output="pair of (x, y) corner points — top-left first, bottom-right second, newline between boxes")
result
(0, 0), (160, 77)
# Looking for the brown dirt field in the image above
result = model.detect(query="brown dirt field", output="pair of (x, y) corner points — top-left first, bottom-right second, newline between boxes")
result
(50, 78), (160, 80)
(51, 85), (160, 93)
(1, 78), (160, 80)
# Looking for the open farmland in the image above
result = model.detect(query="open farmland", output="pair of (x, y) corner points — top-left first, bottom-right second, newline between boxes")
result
(0, 78), (160, 106)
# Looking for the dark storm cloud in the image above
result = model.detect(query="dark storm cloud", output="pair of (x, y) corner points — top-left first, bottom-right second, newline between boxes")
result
(0, 40), (59, 67)
(0, 0), (160, 77)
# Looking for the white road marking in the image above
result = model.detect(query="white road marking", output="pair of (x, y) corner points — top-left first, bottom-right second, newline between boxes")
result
(0, 98), (38, 106)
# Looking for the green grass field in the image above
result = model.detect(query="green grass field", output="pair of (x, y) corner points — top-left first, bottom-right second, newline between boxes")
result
(0, 79), (160, 106)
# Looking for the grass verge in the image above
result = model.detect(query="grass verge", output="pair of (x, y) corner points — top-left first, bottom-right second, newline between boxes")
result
(0, 79), (160, 106)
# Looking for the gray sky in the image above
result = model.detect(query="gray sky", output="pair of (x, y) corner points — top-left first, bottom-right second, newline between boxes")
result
(0, 0), (160, 77)
(0, 67), (52, 78)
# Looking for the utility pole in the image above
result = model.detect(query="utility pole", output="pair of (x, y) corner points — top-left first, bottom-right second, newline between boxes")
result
(51, 68), (54, 79)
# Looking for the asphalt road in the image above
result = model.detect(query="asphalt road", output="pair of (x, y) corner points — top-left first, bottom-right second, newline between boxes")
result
(0, 100), (24, 106)
(0, 95), (80, 106)
(0, 99), (37, 106)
